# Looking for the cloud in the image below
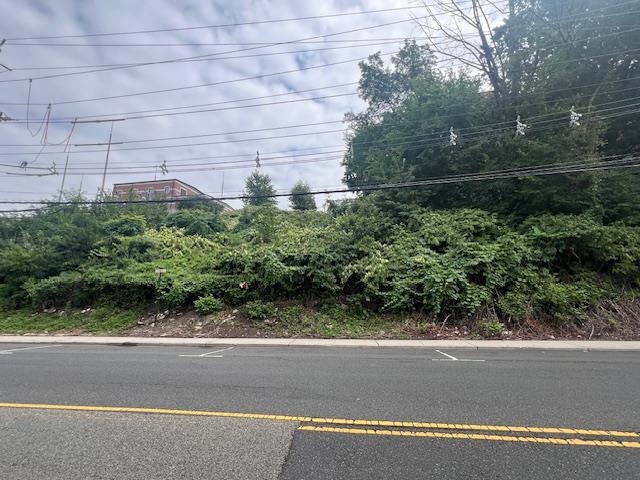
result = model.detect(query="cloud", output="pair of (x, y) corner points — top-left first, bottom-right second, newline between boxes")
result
(0, 0), (415, 209)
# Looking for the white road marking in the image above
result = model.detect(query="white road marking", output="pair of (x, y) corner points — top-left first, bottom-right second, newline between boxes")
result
(432, 358), (486, 362)
(435, 350), (458, 360)
(179, 346), (235, 358)
(432, 350), (486, 362)
(180, 355), (224, 358)
(0, 345), (60, 355)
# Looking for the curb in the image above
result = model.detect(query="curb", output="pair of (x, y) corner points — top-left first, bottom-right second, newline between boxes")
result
(1, 335), (640, 351)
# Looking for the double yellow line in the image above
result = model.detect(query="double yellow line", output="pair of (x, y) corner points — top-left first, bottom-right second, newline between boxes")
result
(1, 402), (638, 449)
(298, 426), (640, 448)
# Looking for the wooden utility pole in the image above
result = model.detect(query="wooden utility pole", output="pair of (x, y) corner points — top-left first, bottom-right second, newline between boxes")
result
(99, 121), (115, 198)
(58, 149), (71, 202)
(73, 118), (125, 200)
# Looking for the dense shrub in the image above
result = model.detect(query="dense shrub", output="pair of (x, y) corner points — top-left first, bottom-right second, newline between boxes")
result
(165, 209), (226, 236)
(194, 295), (224, 315)
(478, 320), (504, 338)
(343, 213), (534, 315)
(245, 301), (276, 320)
(103, 215), (147, 237)
(1, 202), (639, 327)
(498, 270), (608, 324)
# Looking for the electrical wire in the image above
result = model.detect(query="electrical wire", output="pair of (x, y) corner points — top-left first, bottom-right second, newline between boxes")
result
(0, 119), (348, 147)
(0, 17), (421, 84)
(2, 105), (636, 178)
(4, 70), (637, 122)
(3, 51), (394, 108)
(6, 0), (634, 43)
(0, 81), (358, 110)
(2, 95), (638, 158)
(0, 39), (411, 82)
(3, 39), (408, 72)
(3, 45), (637, 115)
(2, 2), (497, 41)
(1, 154), (638, 208)
(6, 23), (639, 75)
(3, 37), (432, 48)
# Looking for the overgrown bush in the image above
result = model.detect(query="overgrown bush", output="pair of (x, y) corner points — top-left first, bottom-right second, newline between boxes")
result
(245, 300), (276, 320)
(499, 271), (606, 324)
(1, 201), (639, 329)
(478, 320), (504, 338)
(165, 209), (226, 236)
(194, 295), (224, 315)
(103, 215), (147, 237)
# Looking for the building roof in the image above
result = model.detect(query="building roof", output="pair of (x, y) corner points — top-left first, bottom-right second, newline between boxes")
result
(113, 178), (205, 195)
(113, 178), (233, 211)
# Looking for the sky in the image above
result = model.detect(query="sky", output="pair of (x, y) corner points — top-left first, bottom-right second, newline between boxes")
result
(0, 0), (431, 210)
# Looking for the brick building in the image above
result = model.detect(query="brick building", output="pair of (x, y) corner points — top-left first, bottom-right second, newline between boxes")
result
(112, 179), (233, 212)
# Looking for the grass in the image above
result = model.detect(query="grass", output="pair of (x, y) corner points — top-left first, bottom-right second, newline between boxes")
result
(253, 303), (406, 338)
(0, 307), (139, 334)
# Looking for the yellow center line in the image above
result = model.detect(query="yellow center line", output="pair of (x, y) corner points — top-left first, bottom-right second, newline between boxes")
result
(297, 426), (640, 449)
(0, 402), (309, 423)
(0, 402), (637, 442)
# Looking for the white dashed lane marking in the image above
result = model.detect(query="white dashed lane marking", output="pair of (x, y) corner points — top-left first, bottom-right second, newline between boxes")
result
(432, 350), (485, 362)
(179, 346), (235, 358)
(0, 345), (61, 355)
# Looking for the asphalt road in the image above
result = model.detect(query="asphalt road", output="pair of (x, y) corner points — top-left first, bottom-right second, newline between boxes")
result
(1, 343), (639, 479)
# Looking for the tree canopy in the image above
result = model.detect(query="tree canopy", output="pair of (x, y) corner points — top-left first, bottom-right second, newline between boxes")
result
(289, 181), (317, 211)
(344, 0), (640, 222)
(242, 171), (277, 207)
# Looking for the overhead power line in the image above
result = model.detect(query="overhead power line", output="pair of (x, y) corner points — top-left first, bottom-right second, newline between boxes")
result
(3, 2), (632, 94)
(3, 71), (639, 131)
(2, 44), (637, 113)
(7, 0), (634, 43)
(4, 39), (405, 72)
(0, 17), (419, 84)
(2, 2), (497, 41)
(0, 80), (358, 109)
(0, 111), (634, 182)
(5, 91), (359, 125)
(9, 20), (635, 48)
(3, 104), (638, 178)
(6, 24), (640, 75)
(3, 51), (393, 107)
(3, 37), (430, 48)
(0, 106), (634, 177)
(4, 21), (640, 85)
(0, 39), (409, 82)
(1, 155), (346, 177)
(2, 96), (638, 158)
(0, 119), (348, 147)
(1, 155), (638, 209)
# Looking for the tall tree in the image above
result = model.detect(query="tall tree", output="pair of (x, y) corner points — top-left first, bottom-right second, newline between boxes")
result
(417, 0), (509, 105)
(343, 29), (633, 220)
(289, 181), (316, 211)
(243, 170), (277, 206)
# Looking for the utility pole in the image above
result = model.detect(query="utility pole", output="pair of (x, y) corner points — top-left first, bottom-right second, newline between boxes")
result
(58, 150), (71, 202)
(99, 121), (115, 198)
(73, 118), (125, 200)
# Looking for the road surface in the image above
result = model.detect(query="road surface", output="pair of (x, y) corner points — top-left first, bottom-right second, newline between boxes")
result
(0, 343), (638, 479)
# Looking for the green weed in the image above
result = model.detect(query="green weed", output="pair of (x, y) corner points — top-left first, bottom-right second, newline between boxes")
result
(0, 308), (138, 334)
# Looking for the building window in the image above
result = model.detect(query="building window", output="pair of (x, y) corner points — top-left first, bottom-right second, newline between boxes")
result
(180, 188), (187, 196)
(164, 186), (171, 195)
(147, 188), (153, 198)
